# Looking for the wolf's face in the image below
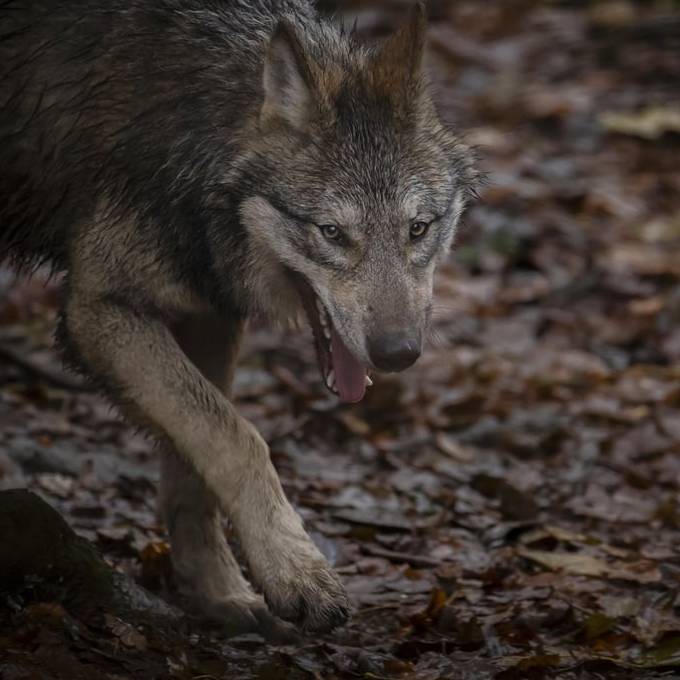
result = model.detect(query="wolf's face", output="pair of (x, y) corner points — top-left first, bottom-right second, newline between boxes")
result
(240, 4), (476, 402)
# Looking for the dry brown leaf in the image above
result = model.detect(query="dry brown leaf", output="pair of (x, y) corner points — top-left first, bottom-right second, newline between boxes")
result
(518, 549), (609, 577)
(600, 107), (680, 139)
(519, 548), (662, 584)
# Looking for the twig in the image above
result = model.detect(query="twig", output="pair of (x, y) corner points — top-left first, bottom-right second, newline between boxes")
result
(361, 544), (442, 568)
(356, 603), (402, 616)
(0, 343), (87, 391)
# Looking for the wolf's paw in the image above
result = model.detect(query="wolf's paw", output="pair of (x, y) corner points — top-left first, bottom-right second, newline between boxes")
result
(263, 561), (351, 634)
(193, 592), (299, 643)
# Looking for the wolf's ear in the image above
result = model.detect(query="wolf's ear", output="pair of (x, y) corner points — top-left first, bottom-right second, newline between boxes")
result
(261, 19), (317, 130)
(372, 2), (427, 95)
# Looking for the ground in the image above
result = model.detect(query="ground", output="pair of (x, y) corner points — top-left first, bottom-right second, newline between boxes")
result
(2, 1), (680, 678)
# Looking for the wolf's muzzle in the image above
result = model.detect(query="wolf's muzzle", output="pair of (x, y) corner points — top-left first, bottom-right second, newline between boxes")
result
(368, 331), (422, 372)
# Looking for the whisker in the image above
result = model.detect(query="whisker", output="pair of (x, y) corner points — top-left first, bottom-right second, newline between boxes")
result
(425, 327), (447, 348)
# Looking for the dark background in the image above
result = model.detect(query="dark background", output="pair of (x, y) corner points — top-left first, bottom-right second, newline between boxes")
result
(2, 1), (680, 678)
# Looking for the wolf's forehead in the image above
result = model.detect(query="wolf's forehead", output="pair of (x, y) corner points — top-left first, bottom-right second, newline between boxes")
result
(320, 185), (438, 227)
(315, 129), (455, 224)
(322, 137), (454, 212)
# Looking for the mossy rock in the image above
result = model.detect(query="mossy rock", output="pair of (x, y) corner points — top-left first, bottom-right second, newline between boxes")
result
(0, 489), (179, 623)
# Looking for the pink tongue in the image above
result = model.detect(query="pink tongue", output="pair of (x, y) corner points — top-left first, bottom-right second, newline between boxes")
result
(330, 327), (366, 403)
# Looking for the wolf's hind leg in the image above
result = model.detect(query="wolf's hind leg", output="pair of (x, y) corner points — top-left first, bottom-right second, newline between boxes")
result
(161, 446), (289, 637)
(160, 315), (293, 640)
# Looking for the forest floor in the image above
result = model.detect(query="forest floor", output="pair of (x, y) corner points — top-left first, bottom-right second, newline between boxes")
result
(2, 1), (680, 678)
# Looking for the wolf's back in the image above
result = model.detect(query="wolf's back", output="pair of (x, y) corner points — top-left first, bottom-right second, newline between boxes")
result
(0, 0), (80, 265)
(0, 0), (313, 267)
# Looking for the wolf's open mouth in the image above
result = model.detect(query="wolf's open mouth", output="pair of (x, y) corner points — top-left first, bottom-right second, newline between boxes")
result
(294, 276), (372, 403)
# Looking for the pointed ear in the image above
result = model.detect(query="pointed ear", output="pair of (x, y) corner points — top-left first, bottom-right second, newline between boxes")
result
(372, 2), (428, 94)
(261, 19), (317, 130)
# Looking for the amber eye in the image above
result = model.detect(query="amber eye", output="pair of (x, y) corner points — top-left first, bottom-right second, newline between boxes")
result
(410, 221), (430, 240)
(320, 224), (341, 241)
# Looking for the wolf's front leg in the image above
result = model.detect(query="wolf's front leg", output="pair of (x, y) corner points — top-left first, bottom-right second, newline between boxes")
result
(160, 315), (267, 633)
(63, 295), (350, 634)
(161, 449), (298, 641)
(161, 315), (294, 640)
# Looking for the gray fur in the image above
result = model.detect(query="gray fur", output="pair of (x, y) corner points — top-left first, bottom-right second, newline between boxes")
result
(0, 0), (477, 635)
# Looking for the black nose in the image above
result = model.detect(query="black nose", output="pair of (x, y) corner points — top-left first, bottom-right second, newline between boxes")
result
(368, 332), (421, 372)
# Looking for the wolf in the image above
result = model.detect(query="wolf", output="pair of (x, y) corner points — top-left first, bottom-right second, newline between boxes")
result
(0, 0), (477, 636)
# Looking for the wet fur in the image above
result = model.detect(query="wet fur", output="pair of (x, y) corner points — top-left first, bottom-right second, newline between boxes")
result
(0, 0), (477, 635)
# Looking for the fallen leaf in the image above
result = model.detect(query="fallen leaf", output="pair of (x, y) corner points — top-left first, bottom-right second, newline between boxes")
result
(518, 548), (662, 584)
(410, 588), (448, 630)
(104, 615), (148, 651)
(583, 612), (617, 640)
(518, 549), (609, 577)
(600, 107), (680, 139)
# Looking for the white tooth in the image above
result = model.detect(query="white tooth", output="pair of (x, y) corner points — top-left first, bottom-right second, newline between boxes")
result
(324, 326), (331, 340)
(365, 376), (373, 387)
(326, 370), (335, 389)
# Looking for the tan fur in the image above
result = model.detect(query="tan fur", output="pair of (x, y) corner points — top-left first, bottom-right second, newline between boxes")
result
(65, 206), (350, 634)
(3, 0), (476, 639)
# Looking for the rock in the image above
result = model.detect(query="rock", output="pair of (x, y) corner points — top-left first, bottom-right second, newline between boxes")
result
(0, 489), (180, 623)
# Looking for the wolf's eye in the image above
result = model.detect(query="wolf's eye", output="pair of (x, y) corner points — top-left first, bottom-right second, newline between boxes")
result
(410, 221), (430, 240)
(320, 224), (341, 241)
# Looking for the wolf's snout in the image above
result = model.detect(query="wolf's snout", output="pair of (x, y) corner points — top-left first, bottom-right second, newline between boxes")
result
(368, 332), (422, 372)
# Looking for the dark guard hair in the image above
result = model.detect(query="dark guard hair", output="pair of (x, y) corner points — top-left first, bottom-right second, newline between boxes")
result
(0, 1), (307, 303)
(0, 0), (479, 636)
(0, 0), (477, 315)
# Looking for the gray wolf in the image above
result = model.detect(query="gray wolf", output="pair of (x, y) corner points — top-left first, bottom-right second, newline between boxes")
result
(0, 0), (477, 636)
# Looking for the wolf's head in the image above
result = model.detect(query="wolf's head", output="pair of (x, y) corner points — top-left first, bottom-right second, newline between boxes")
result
(239, 4), (477, 402)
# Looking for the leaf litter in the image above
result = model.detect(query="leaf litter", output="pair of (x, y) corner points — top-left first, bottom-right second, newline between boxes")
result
(2, 0), (680, 678)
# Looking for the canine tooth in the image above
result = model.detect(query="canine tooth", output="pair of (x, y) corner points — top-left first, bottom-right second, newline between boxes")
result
(365, 376), (373, 387)
(323, 326), (331, 340)
(326, 370), (335, 388)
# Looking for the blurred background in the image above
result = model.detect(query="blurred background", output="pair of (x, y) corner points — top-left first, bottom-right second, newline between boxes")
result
(2, 1), (680, 678)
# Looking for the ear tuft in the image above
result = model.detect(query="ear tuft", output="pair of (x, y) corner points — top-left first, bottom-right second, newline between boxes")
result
(373, 2), (428, 93)
(261, 19), (316, 130)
